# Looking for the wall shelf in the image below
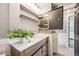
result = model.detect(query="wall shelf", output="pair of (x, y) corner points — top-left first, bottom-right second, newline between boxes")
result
(38, 15), (49, 30)
(20, 4), (39, 17)
(20, 11), (38, 22)
(20, 4), (39, 22)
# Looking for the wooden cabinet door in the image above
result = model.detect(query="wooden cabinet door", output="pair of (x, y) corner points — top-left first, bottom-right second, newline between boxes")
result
(33, 48), (42, 56)
(42, 43), (48, 56)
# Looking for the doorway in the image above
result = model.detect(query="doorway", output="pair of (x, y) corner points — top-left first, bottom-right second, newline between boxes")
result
(68, 15), (74, 48)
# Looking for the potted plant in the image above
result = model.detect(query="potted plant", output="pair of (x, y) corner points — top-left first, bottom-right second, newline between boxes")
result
(7, 29), (34, 43)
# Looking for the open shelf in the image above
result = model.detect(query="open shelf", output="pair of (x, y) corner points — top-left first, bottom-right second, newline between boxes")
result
(20, 11), (38, 22)
(20, 4), (38, 17)
(20, 4), (39, 22)
(38, 24), (49, 30)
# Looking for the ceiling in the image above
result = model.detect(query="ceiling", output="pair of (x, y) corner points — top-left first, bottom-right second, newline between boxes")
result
(35, 3), (51, 15)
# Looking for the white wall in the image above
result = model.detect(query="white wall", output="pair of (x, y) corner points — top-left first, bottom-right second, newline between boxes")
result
(0, 3), (9, 38)
(9, 4), (21, 30)
(58, 33), (68, 47)
(20, 16), (38, 31)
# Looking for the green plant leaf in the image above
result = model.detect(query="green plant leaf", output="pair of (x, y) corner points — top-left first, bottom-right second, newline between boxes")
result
(7, 29), (34, 40)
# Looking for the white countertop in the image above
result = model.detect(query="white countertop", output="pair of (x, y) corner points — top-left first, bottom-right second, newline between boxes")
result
(9, 34), (49, 52)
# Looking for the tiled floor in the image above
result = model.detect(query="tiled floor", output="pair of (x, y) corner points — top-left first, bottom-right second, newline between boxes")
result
(58, 45), (74, 56)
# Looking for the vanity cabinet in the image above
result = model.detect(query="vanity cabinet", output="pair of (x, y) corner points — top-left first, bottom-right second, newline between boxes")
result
(11, 37), (48, 56)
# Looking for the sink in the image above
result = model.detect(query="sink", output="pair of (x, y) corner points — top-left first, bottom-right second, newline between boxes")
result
(10, 35), (41, 49)
(13, 42), (26, 47)
(12, 39), (28, 45)
(10, 40), (29, 50)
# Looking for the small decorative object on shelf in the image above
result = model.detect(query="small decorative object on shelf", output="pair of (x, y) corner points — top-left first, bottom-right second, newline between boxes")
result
(7, 29), (34, 43)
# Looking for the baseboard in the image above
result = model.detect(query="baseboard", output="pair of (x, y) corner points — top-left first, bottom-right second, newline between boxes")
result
(53, 52), (58, 55)
(53, 52), (63, 56)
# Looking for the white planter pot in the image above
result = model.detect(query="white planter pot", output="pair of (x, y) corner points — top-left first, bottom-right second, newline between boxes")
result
(22, 38), (30, 43)
(8, 38), (23, 44)
(8, 38), (30, 44)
